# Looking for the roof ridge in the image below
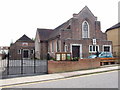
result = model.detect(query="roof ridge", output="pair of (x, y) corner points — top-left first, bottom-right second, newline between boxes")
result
(106, 22), (120, 32)
(37, 28), (53, 30)
(17, 34), (33, 42)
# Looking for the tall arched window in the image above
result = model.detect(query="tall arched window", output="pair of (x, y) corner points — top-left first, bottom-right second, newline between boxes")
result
(82, 21), (90, 38)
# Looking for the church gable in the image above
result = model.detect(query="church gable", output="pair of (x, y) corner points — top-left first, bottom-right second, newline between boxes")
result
(73, 6), (97, 21)
(16, 34), (34, 42)
(70, 6), (99, 40)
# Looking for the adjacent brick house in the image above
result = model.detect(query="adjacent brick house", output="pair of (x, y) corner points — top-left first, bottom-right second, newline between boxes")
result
(35, 6), (112, 60)
(9, 34), (35, 60)
(106, 22), (120, 57)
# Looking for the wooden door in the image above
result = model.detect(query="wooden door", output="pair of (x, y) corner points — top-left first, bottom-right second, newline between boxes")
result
(72, 46), (80, 58)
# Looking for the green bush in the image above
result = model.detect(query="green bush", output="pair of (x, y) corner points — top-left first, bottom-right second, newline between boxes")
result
(51, 57), (56, 61)
(72, 57), (79, 61)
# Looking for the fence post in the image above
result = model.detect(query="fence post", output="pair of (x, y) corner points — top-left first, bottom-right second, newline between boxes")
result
(34, 49), (36, 73)
(7, 52), (9, 75)
(21, 49), (23, 74)
(46, 59), (48, 74)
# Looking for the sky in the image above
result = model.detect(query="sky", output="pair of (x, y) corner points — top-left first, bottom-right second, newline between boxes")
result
(0, 0), (119, 46)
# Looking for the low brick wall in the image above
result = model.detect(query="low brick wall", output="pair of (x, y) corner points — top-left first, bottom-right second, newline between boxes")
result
(48, 59), (101, 74)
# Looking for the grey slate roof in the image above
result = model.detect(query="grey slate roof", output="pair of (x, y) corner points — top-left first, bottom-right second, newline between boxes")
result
(37, 29), (53, 41)
(54, 21), (69, 30)
(17, 34), (34, 42)
(37, 20), (70, 41)
(106, 22), (120, 32)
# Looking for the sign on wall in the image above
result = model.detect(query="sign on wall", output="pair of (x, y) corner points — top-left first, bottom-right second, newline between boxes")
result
(93, 39), (96, 45)
(22, 43), (28, 46)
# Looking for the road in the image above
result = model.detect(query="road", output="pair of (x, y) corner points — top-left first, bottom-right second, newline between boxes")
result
(4, 70), (118, 88)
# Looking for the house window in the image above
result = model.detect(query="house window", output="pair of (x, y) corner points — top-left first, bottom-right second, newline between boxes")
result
(18, 49), (21, 54)
(82, 21), (90, 38)
(90, 46), (92, 51)
(103, 45), (111, 52)
(66, 25), (71, 30)
(31, 49), (34, 54)
(65, 22), (71, 30)
(89, 45), (99, 52)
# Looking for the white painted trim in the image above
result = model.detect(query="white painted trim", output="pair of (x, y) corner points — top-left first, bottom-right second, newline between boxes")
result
(102, 45), (112, 52)
(56, 41), (57, 52)
(31, 49), (34, 54)
(59, 40), (61, 52)
(82, 21), (90, 38)
(89, 45), (99, 53)
(51, 41), (54, 53)
(70, 44), (82, 58)
(64, 45), (68, 52)
(18, 49), (21, 54)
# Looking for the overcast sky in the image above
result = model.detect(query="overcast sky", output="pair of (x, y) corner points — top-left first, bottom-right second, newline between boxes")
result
(0, 0), (119, 46)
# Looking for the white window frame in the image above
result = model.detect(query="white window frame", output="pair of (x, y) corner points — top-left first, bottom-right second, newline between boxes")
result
(31, 49), (34, 54)
(103, 45), (112, 52)
(89, 45), (99, 53)
(70, 44), (82, 58)
(82, 21), (90, 38)
(66, 23), (71, 30)
(18, 49), (21, 54)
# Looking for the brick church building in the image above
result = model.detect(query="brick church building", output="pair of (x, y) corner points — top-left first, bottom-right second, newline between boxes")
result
(35, 6), (112, 60)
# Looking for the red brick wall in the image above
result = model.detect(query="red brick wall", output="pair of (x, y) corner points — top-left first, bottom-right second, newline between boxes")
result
(48, 58), (101, 74)
(40, 42), (48, 60)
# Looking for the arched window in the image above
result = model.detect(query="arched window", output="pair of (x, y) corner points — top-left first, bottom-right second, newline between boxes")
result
(82, 21), (90, 38)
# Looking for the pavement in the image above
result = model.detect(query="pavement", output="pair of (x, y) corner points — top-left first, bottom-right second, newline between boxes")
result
(0, 64), (119, 87)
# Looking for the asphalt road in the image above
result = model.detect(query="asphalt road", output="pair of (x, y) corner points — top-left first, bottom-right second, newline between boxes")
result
(6, 70), (118, 88)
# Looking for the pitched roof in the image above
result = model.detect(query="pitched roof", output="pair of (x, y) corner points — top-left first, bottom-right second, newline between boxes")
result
(37, 29), (53, 41)
(37, 20), (70, 41)
(17, 34), (34, 42)
(106, 22), (120, 32)
(54, 20), (69, 30)
(78, 6), (97, 19)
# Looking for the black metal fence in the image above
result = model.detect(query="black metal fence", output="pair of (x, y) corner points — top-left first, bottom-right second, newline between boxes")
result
(1, 54), (48, 79)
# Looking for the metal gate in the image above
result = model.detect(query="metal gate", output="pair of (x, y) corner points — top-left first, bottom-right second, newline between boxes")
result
(2, 58), (48, 79)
